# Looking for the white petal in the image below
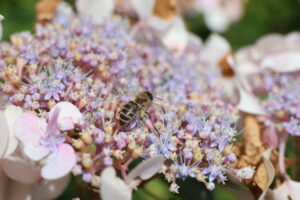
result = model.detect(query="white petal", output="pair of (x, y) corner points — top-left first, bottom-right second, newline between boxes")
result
(130, 0), (155, 19)
(147, 15), (172, 32)
(100, 167), (132, 200)
(49, 102), (83, 130)
(5, 179), (32, 200)
(202, 34), (231, 66)
(161, 17), (188, 54)
(0, 111), (9, 158)
(126, 155), (165, 183)
(204, 9), (230, 32)
(4, 105), (23, 157)
(1, 153), (41, 184)
(258, 148), (275, 200)
(56, 2), (74, 19)
(0, 168), (9, 200)
(31, 175), (70, 200)
(270, 179), (300, 200)
(235, 46), (261, 75)
(261, 51), (300, 72)
(76, 0), (114, 24)
(255, 34), (285, 58)
(24, 145), (50, 161)
(237, 85), (267, 115)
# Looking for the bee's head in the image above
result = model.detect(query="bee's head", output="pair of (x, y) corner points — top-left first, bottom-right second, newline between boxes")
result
(135, 91), (153, 107)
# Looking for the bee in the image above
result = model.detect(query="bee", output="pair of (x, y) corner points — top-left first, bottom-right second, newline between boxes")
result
(118, 91), (153, 126)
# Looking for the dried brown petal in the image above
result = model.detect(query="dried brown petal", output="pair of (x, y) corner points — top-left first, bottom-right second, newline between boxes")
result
(254, 163), (268, 190)
(36, 0), (61, 23)
(218, 51), (235, 77)
(153, 0), (178, 20)
(243, 114), (263, 156)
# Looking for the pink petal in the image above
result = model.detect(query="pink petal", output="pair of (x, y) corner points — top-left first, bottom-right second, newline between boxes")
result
(24, 145), (50, 161)
(49, 102), (82, 131)
(4, 105), (23, 157)
(261, 51), (300, 72)
(130, 0), (155, 19)
(161, 17), (188, 54)
(126, 155), (165, 183)
(100, 167), (132, 200)
(57, 117), (75, 131)
(41, 144), (76, 180)
(0, 112), (9, 158)
(76, 0), (114, 24)
(1, 152), (41, 184)
(237, 85), (267, 115)
(14, 112), (47, 146)
(32, 175), (70, 200)
(263, 125), (278, 149)
(45, 107), (60, 136)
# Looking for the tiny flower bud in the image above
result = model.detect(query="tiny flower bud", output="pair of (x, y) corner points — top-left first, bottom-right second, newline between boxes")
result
(91, 175), (101, 187)
(105, 135), (112, 143)
(237, 167), (255, 179)
(169, 182), (179, 193)
(81, 132), (93, 145)
(133, 147), (143, 157)
(196, 173), (205, 182)
(72, 139), (84, 149)
(128, 142), (136, 151)
(205, 182), (215, 191)
(104, 125), (113, 135)
(82, 156), (93, 168)
(103, 156), (113, 166)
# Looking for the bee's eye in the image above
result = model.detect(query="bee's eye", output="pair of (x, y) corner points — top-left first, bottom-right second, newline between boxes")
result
(146, 92), (153, 100)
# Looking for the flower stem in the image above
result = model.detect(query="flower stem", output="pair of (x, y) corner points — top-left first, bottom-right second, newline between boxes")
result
(279, 131), (288, 179)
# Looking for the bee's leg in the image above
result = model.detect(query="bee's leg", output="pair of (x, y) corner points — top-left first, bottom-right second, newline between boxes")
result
(139, 109), (160, 135)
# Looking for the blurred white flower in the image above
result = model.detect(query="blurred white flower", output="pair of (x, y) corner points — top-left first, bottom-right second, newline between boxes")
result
(75, 0), (115, 24)
(269, 178), (300, 200)
(0, 14), (3, 40)
(130, 0), (188, 54)
(236, 33), (300, 75)
(100, 155), (165, 200)
(190, 0), (245, 32)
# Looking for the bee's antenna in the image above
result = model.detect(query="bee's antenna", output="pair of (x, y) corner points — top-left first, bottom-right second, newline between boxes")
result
(153, 96), (164, 101)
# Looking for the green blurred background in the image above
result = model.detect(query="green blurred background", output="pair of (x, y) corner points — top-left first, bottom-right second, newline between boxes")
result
(1, 0), (300, 199)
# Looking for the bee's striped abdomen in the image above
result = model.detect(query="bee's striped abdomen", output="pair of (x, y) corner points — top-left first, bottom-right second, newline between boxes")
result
(118, 101), (140, 126)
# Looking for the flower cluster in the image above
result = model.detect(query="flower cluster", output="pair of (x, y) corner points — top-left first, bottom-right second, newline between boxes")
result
(235, 33), (300, 137)
(0, 6), (242, 198)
